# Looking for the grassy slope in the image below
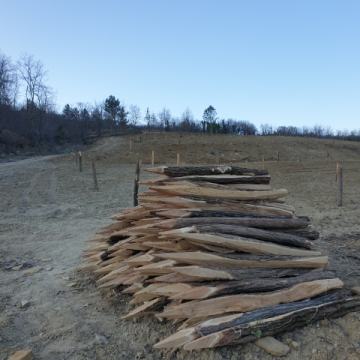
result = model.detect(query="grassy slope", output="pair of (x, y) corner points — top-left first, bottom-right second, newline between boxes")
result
(88, 132), (360, 165)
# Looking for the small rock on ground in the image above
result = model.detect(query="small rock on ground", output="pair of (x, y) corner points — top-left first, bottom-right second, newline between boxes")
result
(95, 333), (109, 345)
(23, 266), (42, 275)
(20, 300), (30, 308)
(351, 286), (360, 295)
(8, 349), (33, 360)
(256, 336), (290, 357)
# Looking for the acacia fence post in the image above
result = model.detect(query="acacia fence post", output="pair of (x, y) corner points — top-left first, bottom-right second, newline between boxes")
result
(133, 160), (140, 206)
(177, 153), (180, 166)
(151, 150), (155, 166)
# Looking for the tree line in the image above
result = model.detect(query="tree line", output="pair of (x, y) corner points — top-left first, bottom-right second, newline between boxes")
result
(1, 50), (360, 153)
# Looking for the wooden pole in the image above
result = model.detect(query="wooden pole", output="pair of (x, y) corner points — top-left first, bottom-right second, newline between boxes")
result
(336, 162), (343, 207)
(91, 160), (99, 191)
(151, 150), (155, 166)
(78, 151), (82, 172)
(262, 155), (265, 169)
(177, 153), (180, 166)
(129, 139), (133, 152)
(133, 160), (140, 206)
(135, 159), (140, 182)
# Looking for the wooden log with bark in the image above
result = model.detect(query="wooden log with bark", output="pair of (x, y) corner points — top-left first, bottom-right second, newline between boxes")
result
(155, 215), (311, 229)
(82, 165), (355, 352)
(158, 278), (344, 319)
(150, 182), (288, 201)
(141, 174), (271, 185)
(146, 165), (269, 177)
(155, 290), (360, 349)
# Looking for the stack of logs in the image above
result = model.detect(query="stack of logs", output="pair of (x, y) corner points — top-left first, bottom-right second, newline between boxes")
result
(84, 165), (360, 351)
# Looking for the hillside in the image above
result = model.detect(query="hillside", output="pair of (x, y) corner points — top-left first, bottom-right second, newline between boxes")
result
(1, 134), (360, 359)
(88, 133), (360, 165)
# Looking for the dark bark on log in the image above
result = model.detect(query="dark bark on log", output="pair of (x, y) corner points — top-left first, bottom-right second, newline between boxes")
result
(173, 216), (310, 229)
(189, 207), (292, 219)
(222, 252), (319, 261)
(201, 267), (313, 280)
(281, 228), (320, 240)
(195, 224), (313, 249)
(173, 270), (335, 299)
(185, 292), (360, 349)
(147, 166), (269, 177)
(163, 175), (271, 184)
(159, 278), (343, 319)
(199, 290), (352, 336)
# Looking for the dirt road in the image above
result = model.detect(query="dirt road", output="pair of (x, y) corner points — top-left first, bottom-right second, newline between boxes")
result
(0, 154), (140, 359)
(1, 136), (360, 359)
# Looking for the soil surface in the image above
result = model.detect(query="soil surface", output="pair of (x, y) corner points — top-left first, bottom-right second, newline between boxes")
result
(1, 134), (360, 359)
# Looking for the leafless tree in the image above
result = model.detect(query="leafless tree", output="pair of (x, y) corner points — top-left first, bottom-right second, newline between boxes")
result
(179, 108), (194, 131)
(129, 104), (141, 126)
(17, 54), (51, 109)
(158, 107), (171, 130)
(37, 84), (55, 112)
(0, 52), (17, 106)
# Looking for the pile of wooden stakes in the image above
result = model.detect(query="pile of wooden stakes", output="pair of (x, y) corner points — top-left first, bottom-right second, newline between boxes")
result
(83, 165), (360, 351)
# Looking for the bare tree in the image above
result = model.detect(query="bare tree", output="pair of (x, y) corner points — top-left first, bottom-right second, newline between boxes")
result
(0, 52), (17, 106)
(17, 54), (50, 109)
(158, 107), (171, 130)
(179, 108), (196, 131)
(37, 84), (55, 112)
(129, 104), (141, 126)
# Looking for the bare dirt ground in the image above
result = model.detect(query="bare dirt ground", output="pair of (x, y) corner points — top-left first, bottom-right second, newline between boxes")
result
(1, 133), (360, 359)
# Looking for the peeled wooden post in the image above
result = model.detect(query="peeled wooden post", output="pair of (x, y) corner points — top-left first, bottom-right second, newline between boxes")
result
(133, 160), (140, 206)
(336, 162), (343, 207)
(78, 151), (82, 172)
(92, 160), (99, 191)
(177, 153), (180, 166)
(151, 150), (155, 166)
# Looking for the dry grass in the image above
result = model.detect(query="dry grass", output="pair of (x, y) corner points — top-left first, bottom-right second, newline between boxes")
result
(87, 132), (360, 166)
(1, 134), (360, 360)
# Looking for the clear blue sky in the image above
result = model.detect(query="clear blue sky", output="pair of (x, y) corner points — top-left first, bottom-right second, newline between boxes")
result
(1, 0), (359, 130)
